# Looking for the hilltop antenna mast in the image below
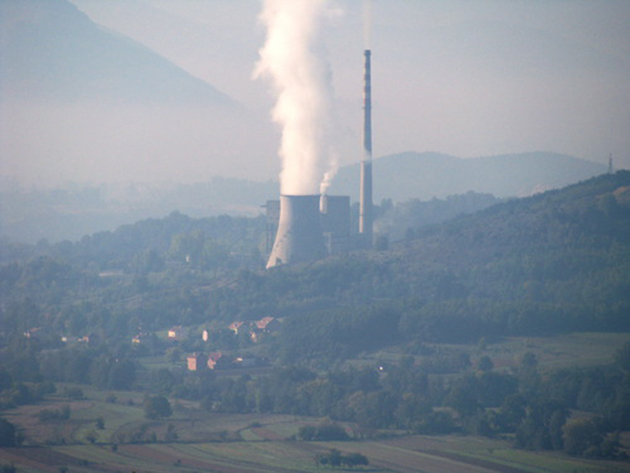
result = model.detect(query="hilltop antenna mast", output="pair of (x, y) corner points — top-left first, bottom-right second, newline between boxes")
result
(608, 153), (614, 174)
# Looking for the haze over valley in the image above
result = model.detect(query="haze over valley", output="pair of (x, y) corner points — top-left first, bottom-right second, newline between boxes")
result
(1, 0), (628, 193)
(1, 2), (629, 472)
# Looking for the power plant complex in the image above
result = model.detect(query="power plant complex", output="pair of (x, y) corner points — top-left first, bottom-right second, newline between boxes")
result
(266, 50), (374, 269)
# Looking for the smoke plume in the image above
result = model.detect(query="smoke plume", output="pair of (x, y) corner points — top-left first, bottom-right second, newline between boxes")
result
(254, 0), (340, 196)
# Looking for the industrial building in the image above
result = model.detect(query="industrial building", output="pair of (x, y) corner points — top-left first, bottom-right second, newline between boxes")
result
(265, 49), (374, 269)
(264, 194), (351, 268)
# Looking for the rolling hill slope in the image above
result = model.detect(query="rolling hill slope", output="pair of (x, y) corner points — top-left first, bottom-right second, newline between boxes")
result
(224, 171), (630, 356)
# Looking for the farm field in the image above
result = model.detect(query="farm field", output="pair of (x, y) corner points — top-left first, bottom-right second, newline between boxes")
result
(2, 412), (630, 473)
(358, 332), (630, 373)
(2, 433), (630, 473)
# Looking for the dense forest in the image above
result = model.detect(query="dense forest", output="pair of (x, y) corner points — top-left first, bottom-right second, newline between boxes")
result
(1, 171), (629, 459)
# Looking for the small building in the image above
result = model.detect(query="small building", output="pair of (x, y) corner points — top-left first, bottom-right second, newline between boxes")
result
(81, 333), (100, 346)
(168, 326), (188, 341)
(24, 327), (44, 340)
(228, 321), (246, 335)
(207, 351), (224, 370)
(187, 353), (207, 371)
(251, 317), (281, 342)
(61, 335), (82, 344)
(255, 316), (281, 332)
(233, 355), (260, 368)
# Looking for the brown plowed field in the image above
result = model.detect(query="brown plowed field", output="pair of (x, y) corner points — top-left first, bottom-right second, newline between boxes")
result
(0, 446), (97, 473)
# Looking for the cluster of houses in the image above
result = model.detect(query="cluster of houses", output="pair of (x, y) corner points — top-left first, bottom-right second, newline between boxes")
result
(131, 316), (281, 354)
(166, 316), (281, 344)
(24, 328), (101, 347)
(186, 351), (263, 372)
(164, 317), (281, 372)
(224, 316), (281, 342)
(187, 316), (281, 371)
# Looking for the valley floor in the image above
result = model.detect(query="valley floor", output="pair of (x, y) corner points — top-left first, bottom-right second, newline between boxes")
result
(2, 412), (629, 473)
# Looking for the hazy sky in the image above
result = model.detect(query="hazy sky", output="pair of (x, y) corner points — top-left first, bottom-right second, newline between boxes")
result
(2, 0), (629, 187)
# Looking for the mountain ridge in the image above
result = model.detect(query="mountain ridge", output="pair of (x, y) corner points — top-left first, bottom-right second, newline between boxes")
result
(329, 151), (607, 201)
(0, 0), (237, 107)
(0, 152), (610, 243)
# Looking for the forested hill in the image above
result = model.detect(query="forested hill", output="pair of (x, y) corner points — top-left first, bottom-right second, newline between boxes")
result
(219, 171), (630, 358)
(1, 172), (628, 358)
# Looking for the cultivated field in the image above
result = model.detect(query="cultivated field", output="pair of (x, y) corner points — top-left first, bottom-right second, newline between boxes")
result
(2, 405), (630, 473)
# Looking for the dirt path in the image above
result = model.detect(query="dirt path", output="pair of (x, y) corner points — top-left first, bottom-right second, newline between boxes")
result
(250, 426), (286, 441)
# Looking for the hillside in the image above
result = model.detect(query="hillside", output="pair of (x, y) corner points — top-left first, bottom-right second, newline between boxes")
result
(329, 151), (607, 201)
(0, 0), (235, 106)
(218, 171), (630, 359)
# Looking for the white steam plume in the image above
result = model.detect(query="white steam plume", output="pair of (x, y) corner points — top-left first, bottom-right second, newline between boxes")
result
(254, 0), (340, 196)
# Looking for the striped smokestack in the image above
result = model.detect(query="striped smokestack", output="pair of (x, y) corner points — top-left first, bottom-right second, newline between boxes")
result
(359, 49), (373, 247)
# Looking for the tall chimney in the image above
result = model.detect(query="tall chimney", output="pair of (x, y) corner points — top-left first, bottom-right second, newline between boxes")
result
(266, 195), (326, 269)
(359, 49), (373, 247)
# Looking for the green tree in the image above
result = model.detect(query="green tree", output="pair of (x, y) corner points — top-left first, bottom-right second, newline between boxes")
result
(614, 342), (630, 372)
(164, 423), (178, 442)
(85, 430), (98, 444)
(563, 418), (603, 456)
(109, 359), (136, 390)
(143, 395), (172, 420)
(478, 356), (494, 373)
(0, 419), (17, 447)
(444, 376), (480, 416)
(343, 452), (369, 467)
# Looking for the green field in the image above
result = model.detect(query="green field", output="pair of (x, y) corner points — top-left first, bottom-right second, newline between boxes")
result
(2, 430), (629, 473)
(2, 402), (630, 473)
(360, 332), (630, 372)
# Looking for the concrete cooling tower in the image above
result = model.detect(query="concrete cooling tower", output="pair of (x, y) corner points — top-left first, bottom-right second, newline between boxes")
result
(266, 195), (327, 269)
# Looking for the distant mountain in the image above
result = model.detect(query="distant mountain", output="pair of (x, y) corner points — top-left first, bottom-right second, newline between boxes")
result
(329, 151), (607, 202)
(0, 0), (236, 106)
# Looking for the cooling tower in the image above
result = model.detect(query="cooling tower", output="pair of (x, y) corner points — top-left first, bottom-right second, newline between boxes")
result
(266, 195), (327, 269)
(359, 49), (373, 247)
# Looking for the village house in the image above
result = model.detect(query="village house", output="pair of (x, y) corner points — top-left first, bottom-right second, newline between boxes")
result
(24, 328), (45, 340)
(207, 351), (226, 370)
(81, 333), (100, 346)
(187, 353), (206, 371)
(250, 316), (281, 342)
(233, 355), (261, 368)
(228, 321), (246, 335)
(168, 326), (189, 341)
(61, 335), (82, 344)
(132, 332), (150, 344)
(255, 316), (281, 332)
